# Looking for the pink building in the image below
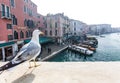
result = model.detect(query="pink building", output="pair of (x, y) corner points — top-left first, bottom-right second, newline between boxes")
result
(0, 0), (44, 61)
(0, 0), (13, 42)
(11, 0), (38, 41)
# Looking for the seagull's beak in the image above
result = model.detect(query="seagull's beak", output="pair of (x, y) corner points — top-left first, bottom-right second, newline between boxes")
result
(40, 32), (44, 35)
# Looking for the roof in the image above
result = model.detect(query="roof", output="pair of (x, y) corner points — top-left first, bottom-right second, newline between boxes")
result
(0, 41), (15, 48)
(24, 37), (53, 44)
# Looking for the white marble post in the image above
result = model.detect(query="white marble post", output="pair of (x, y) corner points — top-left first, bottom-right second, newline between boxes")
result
(12, 43), (18, 56)
(12, 45), (15, 57)
(2, 47), (5, 62)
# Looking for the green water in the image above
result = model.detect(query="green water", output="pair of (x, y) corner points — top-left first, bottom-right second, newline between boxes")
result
(48, 33), (120, 62)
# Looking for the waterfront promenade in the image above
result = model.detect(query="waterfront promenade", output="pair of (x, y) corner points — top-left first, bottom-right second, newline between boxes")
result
(40, 44), (68, 59)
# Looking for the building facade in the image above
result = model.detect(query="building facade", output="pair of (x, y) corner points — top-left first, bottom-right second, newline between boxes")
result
(44, 13), (70, 43)
(89, 24), (112, 35)
(69, 19), (88, 36)
(0, 0), (13, 42)
(0, 0), (44, 61)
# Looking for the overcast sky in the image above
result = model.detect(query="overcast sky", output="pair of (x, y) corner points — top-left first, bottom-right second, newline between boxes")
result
(31, 0), (120, 27)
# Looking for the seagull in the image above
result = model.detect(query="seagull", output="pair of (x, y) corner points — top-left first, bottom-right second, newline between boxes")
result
(0, 29), (44, 71)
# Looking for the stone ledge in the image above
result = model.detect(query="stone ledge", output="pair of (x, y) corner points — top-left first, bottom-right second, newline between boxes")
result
(0, 62), (120, 83)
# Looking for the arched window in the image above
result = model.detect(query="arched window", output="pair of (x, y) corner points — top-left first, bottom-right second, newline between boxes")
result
(26, 31), (29, 38)
(14, 31), (18, 39)
(24, 19), (27, 26)
(20, 31), (24, 38)
(27, 20), (34, 28)
(12, 15), (17, 25)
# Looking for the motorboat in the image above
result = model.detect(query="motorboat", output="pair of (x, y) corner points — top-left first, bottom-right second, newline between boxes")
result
(68, 45), (94, 55)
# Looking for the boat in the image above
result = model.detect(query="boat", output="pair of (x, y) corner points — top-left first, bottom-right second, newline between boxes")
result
(84, 36), (98, 48)
(78, 44), (96, 51)
(68, 45), (94, 55)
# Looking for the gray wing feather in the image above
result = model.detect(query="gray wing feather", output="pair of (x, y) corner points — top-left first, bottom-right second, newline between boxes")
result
(16, 42), (41, 61)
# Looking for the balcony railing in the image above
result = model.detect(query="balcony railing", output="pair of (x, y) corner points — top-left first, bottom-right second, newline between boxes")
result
(0, 11), (12, 20)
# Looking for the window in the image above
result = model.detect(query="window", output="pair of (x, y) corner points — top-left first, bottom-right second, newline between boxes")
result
(20, 31), (24, 38)
(55, 22), (57, 28)
(74, 27), (76, 31)
(12, 15), (17, 25)
(27, 8), (29, 14)
(29, 9), (32, 16)
(55, 30), (57, 35)
(37, 15), (40, 18)
(26, 0), (28, 3)
(45, 30), (48, 35)
(24, 6), (27, 13)
(38, 21), (40, 23)
(10, 0), (15, 7)
(1, 4), (5, 17)
(14, 18), (17, 25)
(7, 24), (12, 29)
(24, 0), (28, 3)
(50, 30), (52, 36)
(45, 23), (47, 28)
(1, 4), (11, 18)
(8, 35), (13, 41)
(50, 23), (52, 28)
(14, 31), (18, 39)
(27, 20), (34, 28)
(24, 19), (27, 26)
(6, 6), (10, 17)
(74, 32), (76, 35)
(26, 31), (29, 38)
(74, 22), (76, 26)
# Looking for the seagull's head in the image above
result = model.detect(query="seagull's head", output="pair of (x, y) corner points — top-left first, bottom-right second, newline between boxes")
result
(32, 29), (44, 37)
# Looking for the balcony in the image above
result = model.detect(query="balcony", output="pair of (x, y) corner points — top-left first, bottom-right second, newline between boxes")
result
(0, 11), (12, 20)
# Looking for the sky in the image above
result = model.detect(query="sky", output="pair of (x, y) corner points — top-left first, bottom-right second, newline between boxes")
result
(31, 0), (120, 27)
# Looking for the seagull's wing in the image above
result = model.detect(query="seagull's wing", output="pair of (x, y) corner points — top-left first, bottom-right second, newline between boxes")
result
(12, 43), (29, 62)
(12, 42), (41, 63)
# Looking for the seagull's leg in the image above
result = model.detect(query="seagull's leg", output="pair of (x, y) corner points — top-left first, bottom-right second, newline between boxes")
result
(34, 59), (40, 67)
(34, 59), (37, 67)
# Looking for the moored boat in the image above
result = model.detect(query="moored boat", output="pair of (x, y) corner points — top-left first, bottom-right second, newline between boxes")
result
(68, 45), (94, 55)
(78, 44), (96, 51)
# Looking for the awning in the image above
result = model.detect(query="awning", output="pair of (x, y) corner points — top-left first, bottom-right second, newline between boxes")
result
(24, 37), (53, 44)
(0, 41), (15, 48)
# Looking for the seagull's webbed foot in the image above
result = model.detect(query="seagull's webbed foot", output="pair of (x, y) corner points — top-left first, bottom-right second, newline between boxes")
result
(28, 59), (40, 68)
(34, 60), (40, 67)
(34, 64), (40, 67)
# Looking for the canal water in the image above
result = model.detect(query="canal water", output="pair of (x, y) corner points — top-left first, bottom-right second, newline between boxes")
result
(48, 33), (120, 62)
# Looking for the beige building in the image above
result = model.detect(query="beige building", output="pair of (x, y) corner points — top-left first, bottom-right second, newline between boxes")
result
(89, 24), (112, 35)
(69, 19), (88, 36)
(44, 13), (70, 43)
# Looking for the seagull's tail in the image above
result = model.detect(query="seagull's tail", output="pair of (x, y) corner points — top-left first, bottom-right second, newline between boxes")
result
(0, 61), (24, 71)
